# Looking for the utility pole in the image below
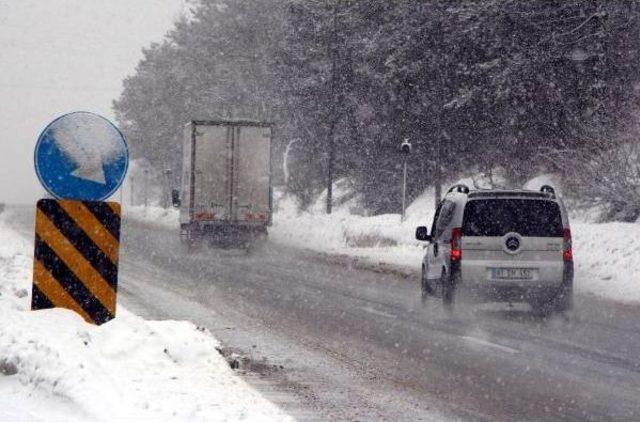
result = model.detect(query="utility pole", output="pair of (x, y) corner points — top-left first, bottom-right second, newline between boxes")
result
(400, 139), (412, 222)
(434, 136), (442, 205)
(433, 17), (446, 207)
(402, 159), (408, 221)
(326, 1), (339, 215)
(327, 134), (334, 214)
(163, 168), (173, 208)
(143, 169), (149, 208)
(433, 107), (446, 205)
(435, 130), (450, 205)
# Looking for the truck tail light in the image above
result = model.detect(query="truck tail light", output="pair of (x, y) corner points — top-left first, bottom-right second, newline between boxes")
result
(244, 212), (268, 221)
(563, 228), (573, 262)
(194, 212), (216, 221)
(450, 227), (463, 262)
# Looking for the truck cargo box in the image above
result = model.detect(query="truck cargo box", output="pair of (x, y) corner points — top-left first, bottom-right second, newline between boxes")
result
(177, 120), (272, 248)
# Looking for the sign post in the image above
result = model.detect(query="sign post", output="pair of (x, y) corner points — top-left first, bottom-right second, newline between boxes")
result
(32, 112), (128, 325)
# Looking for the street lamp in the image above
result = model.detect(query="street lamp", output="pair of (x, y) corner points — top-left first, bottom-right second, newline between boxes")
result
(400, 139), (412, 222)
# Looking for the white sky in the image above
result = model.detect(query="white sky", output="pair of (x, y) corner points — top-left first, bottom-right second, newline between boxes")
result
(0, 0), (188, 204)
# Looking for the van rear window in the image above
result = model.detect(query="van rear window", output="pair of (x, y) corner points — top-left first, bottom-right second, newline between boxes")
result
(462, 199), (563, 237)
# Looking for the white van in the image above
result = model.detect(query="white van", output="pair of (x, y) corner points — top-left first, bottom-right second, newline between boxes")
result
(416, 184), (573, 313)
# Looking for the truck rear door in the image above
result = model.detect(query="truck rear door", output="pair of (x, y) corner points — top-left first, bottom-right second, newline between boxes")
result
(193, 124), (232, 220)
(232, 125), (272, 224)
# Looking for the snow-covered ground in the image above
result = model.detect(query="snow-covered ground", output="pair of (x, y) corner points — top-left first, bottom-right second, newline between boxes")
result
(571, 222), (640, 303)
(269, 187), (431, 272)
(0, 213), (293, 422)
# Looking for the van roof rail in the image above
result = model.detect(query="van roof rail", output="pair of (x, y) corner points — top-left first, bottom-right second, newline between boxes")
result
(540, 185), (556, 198)
(469, 190), (550, 199)
(447, 184), (470, 194)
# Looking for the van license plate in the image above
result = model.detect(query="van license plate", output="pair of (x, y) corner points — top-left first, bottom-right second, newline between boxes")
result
(492, 268), (533, 280)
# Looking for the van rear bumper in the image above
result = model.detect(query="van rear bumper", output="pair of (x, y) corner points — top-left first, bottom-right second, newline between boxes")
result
(459, 281), (563, 302)
(457, 260), (571, 302)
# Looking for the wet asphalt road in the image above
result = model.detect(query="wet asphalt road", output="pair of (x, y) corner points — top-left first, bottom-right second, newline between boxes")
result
(118, 221), (640, 421)
(8, 208), (640, 421)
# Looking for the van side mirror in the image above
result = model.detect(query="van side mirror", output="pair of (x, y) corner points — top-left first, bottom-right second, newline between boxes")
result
(171, 189), (181, 208)
(415, 226), (432, 242)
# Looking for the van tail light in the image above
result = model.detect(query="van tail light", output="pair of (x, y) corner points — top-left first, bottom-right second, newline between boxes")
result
(563, 228), (573, 262)
(450, 227), (463, 262)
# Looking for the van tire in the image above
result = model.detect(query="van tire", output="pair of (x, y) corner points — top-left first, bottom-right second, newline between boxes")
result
(531, 283), (573, 316)
(552, 280), (573, 313)
(421, 266), (433, 303)
(441, 269), (455, 310)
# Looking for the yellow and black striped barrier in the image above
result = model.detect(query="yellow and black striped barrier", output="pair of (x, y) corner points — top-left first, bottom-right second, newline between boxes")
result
(31, 199), (121, 325)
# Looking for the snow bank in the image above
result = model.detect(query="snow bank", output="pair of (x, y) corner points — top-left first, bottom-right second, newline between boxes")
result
(572, 222), (640, 304)
(271, 187), (428, 270)
(0, 218), (291, 422)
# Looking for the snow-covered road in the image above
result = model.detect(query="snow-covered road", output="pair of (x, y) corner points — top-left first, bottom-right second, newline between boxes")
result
(5, 205), (640, 421)
(115, 214), (640, 421)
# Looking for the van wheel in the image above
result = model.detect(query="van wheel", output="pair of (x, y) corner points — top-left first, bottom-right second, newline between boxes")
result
(421, 266), (433, 303)
(532, 281), (573, 316)
(441, 269), (455, 310)
(552, 280), (573, 313)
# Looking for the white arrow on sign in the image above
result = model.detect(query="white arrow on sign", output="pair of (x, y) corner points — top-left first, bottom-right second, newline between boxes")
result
(52, 114), (124, 185)
(69, 155), (107, 184)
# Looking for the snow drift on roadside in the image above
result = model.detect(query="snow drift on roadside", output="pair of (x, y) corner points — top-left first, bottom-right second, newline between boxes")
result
(0, 217), (292, 422)
(270, 185), (428, 269)
(572, 222), (640, 304)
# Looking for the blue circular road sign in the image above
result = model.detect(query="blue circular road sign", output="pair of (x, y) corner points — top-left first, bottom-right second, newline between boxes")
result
(34, 112), (129, 201)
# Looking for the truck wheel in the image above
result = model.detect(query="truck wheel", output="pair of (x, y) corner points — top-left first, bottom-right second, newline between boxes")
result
(186, 227), (204, 253)
(179, 226), (191, 254)
(441, 269), (456, 310)
(179, 237), (189, 254)
(246, 230), (268, 254)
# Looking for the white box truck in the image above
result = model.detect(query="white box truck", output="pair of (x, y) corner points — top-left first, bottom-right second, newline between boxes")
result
(173, 120), (273, 249)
